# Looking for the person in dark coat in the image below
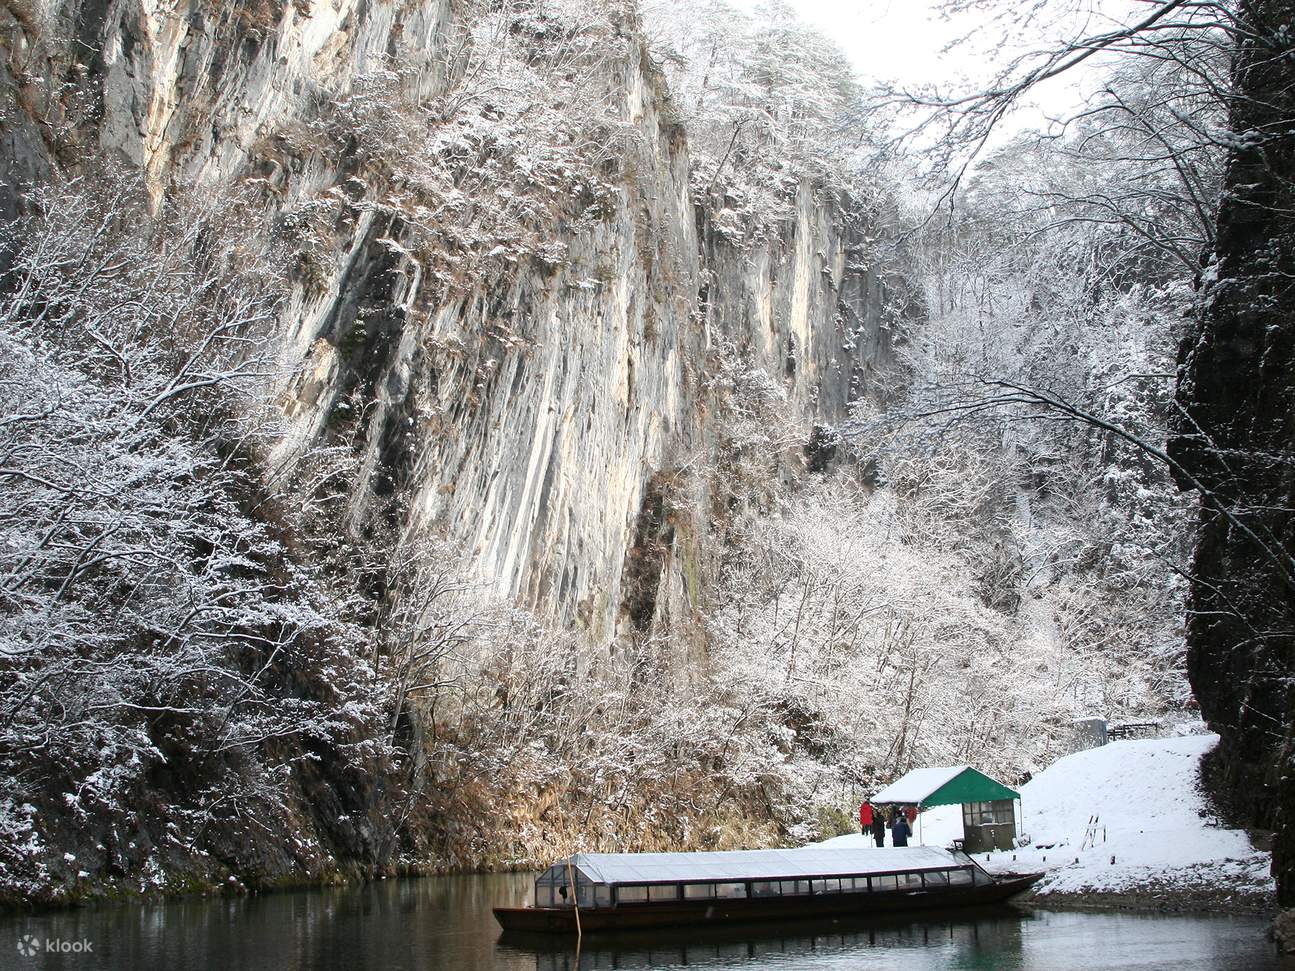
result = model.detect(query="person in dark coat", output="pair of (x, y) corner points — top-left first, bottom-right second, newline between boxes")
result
(869, 806), (887, 847)
(891, 810), (912, 847)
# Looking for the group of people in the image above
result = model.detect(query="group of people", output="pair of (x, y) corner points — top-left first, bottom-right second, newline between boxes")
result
(858, 803), (914, 847)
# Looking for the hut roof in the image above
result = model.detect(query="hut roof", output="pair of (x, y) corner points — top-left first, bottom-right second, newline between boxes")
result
(871, 766), (1019, 807)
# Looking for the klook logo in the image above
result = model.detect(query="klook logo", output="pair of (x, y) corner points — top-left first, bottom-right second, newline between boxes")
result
(15, 935), (93, 957)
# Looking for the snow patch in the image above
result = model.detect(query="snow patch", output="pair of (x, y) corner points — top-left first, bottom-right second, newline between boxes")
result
(816, 735), (1272, 902)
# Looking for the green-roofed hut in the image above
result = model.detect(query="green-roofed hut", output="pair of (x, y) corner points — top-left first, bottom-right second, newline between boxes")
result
(871, 765), (1021, 853)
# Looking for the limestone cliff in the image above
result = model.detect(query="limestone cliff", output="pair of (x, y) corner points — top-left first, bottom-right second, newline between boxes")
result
(1, 0), (896, 641)
(0, 0), (905, 898)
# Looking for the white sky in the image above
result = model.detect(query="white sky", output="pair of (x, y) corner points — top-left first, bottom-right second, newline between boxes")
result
(771, 0), (1135, 131)
(788, 0), (991, 89)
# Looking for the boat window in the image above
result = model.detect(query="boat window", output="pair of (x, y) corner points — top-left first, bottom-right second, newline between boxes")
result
(844, 877), (867, 892)
(948, 868), (974, 885)
(715, 883), (747, 898)
(684, 884), (715, 899)
(540, 875), (578, 907)
(872, 874), (898, 892)
(616, 885), (648, 903)
(810, 879), (842, 894)
(648, 884), (680, 901)
(751, 882), (779, 897)
(898, 872), (923, 889)
(534, 864), (568, 905)
(536, 864), (566, 886)
(923, 871), (950, 886)
(779, 880), (810, 895)
(594, 885), (612, 907)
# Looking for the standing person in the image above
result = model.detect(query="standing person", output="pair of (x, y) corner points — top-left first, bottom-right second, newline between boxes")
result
(859, 801), (873, 836)
(891, 809), (912, 848)
(870, 806), (887, 847)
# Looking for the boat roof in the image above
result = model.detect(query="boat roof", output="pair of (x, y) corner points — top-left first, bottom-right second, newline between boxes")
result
(563, 847), (964, 885)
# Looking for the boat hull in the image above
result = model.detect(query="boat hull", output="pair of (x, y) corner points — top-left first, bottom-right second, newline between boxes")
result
(493, 873), (1043, 934)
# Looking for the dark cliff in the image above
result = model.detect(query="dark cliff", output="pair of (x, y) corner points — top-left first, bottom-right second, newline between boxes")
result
(1169, 0), (1295, 936)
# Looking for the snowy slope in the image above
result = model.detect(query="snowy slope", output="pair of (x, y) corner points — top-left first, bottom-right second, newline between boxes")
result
(816, 734), (1273, 905)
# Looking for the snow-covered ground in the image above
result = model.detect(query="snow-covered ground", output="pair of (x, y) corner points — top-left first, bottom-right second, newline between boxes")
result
(816, 734), (1274, 910)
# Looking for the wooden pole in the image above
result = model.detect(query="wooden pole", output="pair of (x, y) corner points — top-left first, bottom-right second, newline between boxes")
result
(565, 857), (583, 944)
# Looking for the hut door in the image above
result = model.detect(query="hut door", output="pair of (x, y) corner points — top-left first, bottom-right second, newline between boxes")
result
(962, 800), (1017, 852)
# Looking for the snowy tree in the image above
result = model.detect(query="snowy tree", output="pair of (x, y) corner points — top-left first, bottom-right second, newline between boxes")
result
(0, 177), (389, 897)
(643, 0), (870, 228)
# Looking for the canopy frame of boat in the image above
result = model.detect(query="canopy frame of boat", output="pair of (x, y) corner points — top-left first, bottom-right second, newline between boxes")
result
(531, 847), (996, 910)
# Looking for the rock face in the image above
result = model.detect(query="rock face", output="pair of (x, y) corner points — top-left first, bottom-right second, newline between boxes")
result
(1169, 0), (1295, 930)
(1, 1), (450, 213)
(0, 0), (910, 901)
(0, 1), (896, 642)
(337, 179), (892, 641)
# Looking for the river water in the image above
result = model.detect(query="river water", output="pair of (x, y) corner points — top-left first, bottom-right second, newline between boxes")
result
(0, 873), (1282, 971)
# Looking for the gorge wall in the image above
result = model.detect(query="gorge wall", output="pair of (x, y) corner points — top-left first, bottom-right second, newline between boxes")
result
(1170, 0), (1295, 940)
(2, 0), (893, 639)
(0, 0), (904, 899)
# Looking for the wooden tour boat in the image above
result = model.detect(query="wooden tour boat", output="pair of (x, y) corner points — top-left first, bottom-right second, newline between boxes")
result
(493, 846), (1043, 934)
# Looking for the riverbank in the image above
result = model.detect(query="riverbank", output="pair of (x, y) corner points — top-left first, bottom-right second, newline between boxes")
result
(1020, 886), (1273, 917)
(6, 733), (1270, 920)
(821, 733), (1276, 916)
(1007, 868), (1275, 917)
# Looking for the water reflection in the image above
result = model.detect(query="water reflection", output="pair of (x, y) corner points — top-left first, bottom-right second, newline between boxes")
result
(0, 873), (535, 971)
(500, 907), (1284, 971)
(0, 874), (1282, 971)
(501, 907), (1029, 971)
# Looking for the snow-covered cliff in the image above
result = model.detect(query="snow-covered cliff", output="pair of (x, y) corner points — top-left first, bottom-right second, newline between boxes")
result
(1, 0), (894, 640)
(0, 1), (911, 900)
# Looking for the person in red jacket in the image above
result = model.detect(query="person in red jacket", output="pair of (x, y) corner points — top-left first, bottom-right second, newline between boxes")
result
(859, 801), (873, 835)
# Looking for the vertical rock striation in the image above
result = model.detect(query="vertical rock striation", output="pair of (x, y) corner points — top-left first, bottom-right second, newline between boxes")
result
(0, 0), (906, 896)
(1, 1), (899, 636)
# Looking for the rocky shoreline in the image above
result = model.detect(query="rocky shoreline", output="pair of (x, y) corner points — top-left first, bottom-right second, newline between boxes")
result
(1022, 884), (1276, 919)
